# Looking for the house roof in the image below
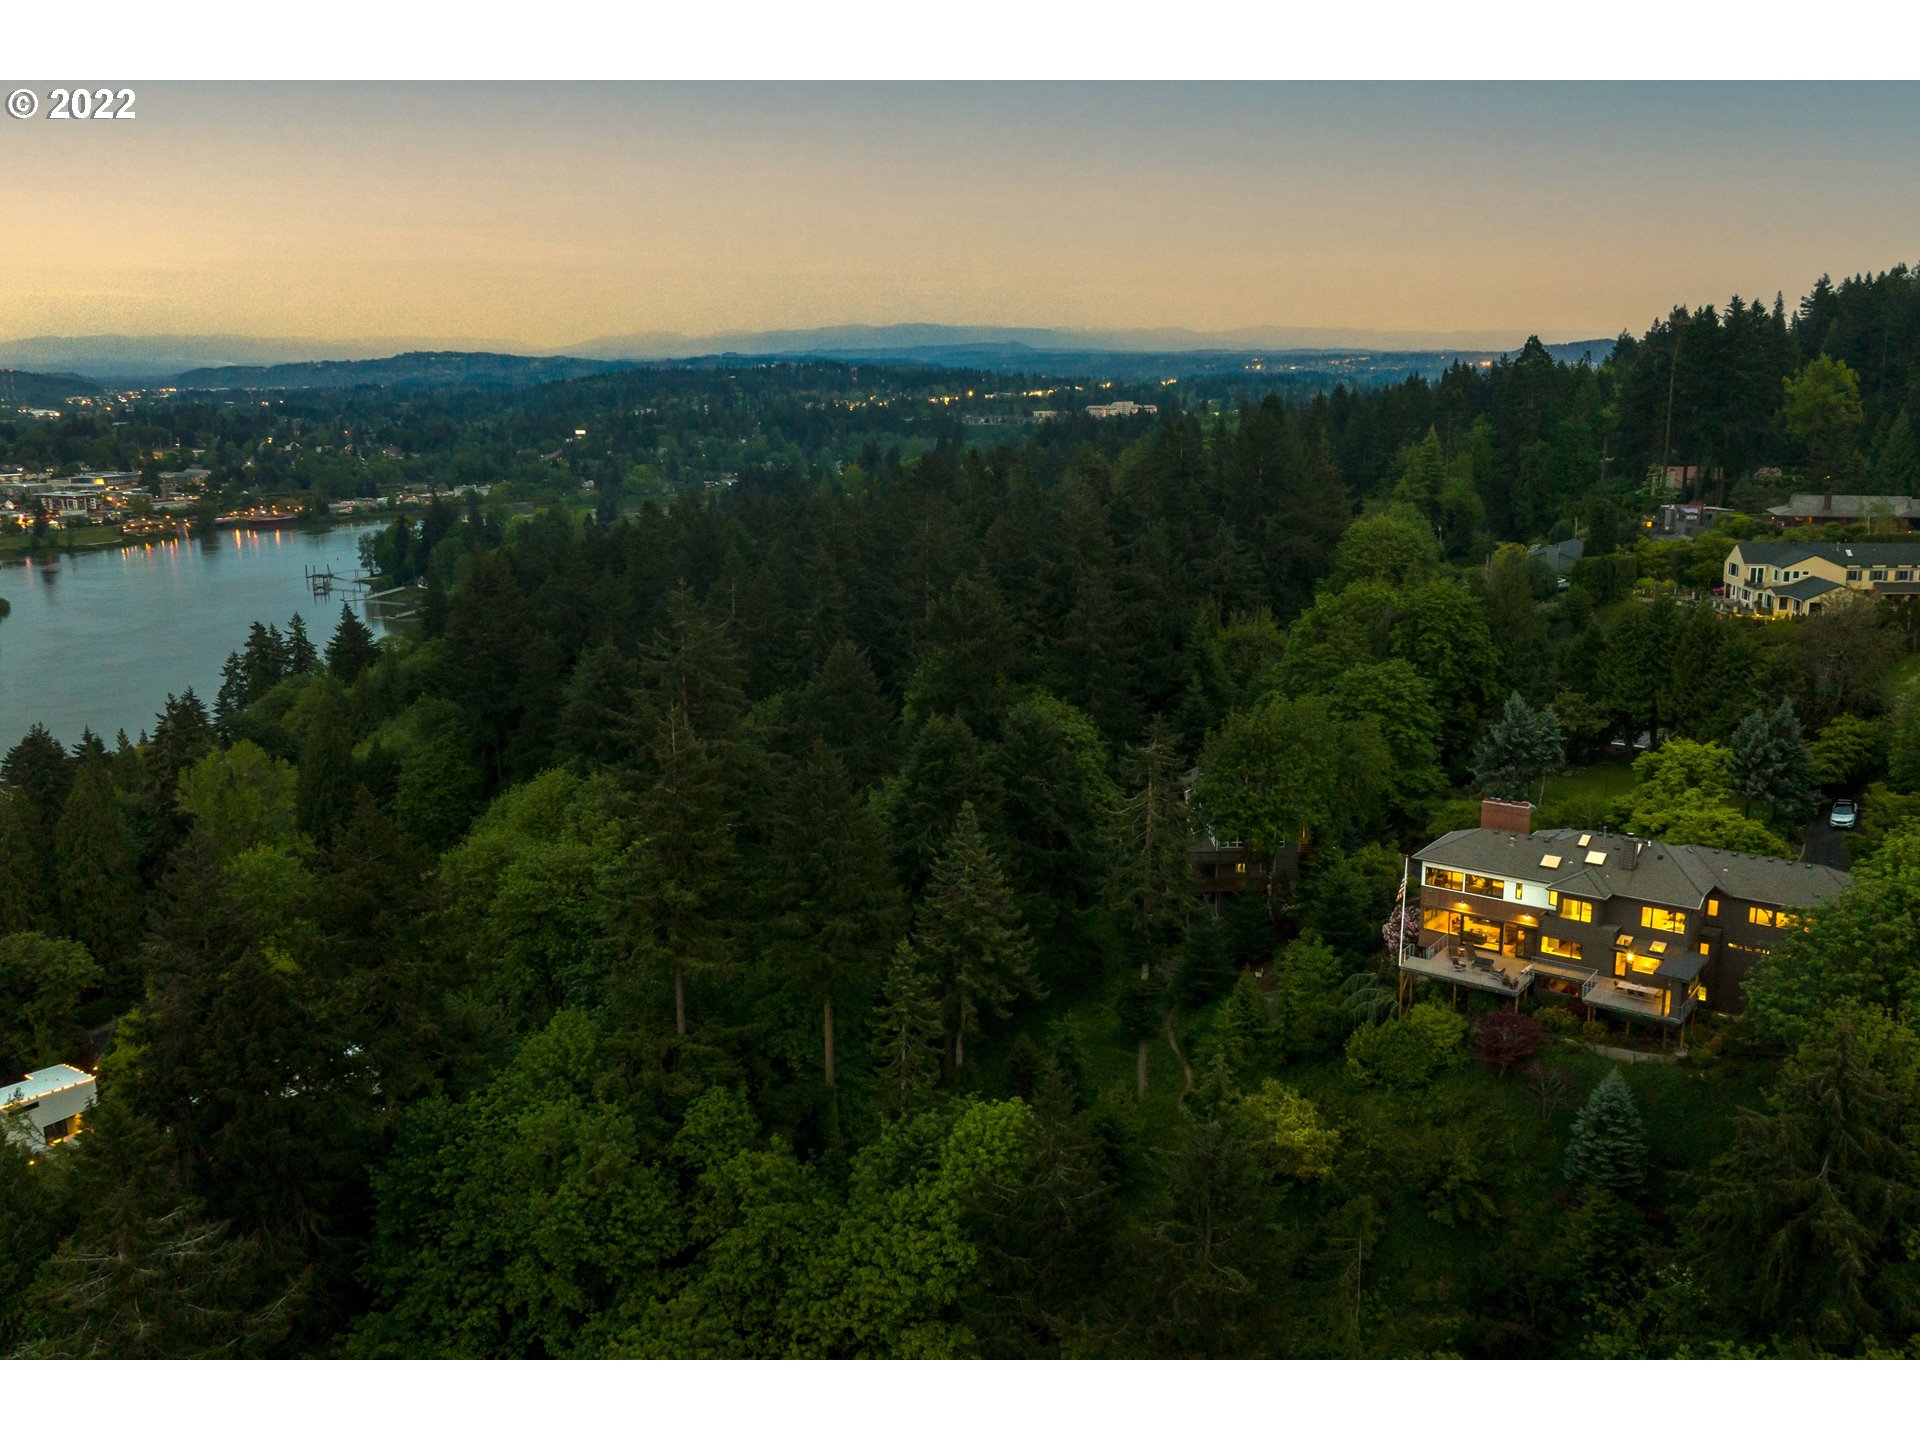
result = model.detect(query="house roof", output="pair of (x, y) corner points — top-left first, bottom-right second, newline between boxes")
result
(1, 1065), (93, 1109)
(1414, 826), (1848, 913)
(1774, 575), (1843, 601)
(1731, 539), (1920, 568)
(1766, 493), (1920, 521)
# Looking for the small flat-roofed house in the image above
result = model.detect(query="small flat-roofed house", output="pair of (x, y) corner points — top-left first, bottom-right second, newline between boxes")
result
(1, 1065), (98, 1152)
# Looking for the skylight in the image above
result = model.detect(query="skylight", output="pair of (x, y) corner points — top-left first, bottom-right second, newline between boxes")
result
(1585, 850), (1607, 865)
(1540, 854), (1563, 869)
(1578, 833), (1592, 847)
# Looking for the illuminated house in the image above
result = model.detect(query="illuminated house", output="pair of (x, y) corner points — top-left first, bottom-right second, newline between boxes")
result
(1400, 800), (1847, 1027)
(1, 1065), (97, 1152)
(1722, 540), (1920, 616)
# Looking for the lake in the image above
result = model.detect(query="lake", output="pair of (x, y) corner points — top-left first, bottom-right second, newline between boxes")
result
(0, 526), (399, 751)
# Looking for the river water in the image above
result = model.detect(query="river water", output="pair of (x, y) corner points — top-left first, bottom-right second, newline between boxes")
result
(0, 526), (397, 751)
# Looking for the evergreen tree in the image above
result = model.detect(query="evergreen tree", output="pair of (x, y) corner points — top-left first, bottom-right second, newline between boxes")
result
(15, 1098), (306, 1359)
(285, 612), (319, 675)
(213, 650), (248, 740)
(297, 686), (359, 844)
(1563, 1071), (1648, 1196)
(324, 602), (379, 684)
(915, 802), (1041, 1073)
(625, 705), (734, 1036)
(639, 583), (747, 736)
(1108, 716), (1199, 955)
(1728, 700), (1817, 823)
(0, 787), (49, 934)
(794, 640), (897, 792)
(871, 939), (943, 1115)
(765, 741), (905, 1089)
(241, 621), (291, 702)
(556, 639), (643, 772)
(1692, 1007), (1920, 1351)
(1472, 690), (1566, 803)
(53, 755), (142, 986)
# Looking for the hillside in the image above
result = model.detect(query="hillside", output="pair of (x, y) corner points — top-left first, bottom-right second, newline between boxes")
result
(1, 369), (103, 410)
(170, 350), (635, 392)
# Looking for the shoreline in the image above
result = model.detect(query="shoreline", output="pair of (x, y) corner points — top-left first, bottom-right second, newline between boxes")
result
(0, 517), (384, 567)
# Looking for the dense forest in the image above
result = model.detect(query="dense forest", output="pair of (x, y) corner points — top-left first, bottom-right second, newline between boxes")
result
(3, 266), (1920, 1359)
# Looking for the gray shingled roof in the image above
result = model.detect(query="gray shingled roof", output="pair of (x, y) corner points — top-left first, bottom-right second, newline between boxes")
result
(1766, 494), (1920, 521)
(1774, 575), (1843, 601)
(1734, 540), (1920, 568)
(1415, 826), (1848, 913)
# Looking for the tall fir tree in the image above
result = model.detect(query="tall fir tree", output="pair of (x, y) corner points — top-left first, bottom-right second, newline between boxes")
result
(764, 741), (904, 1089)
(871, 939), (943, 1115)
(915, 801), (1041, 1073)
(625, 704), (734, 1036)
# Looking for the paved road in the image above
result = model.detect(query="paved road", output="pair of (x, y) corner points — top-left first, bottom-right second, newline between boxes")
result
(1800, 811), (1855, 871)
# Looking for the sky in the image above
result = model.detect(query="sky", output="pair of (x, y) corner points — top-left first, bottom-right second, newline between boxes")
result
(2, 81), (1918, 351)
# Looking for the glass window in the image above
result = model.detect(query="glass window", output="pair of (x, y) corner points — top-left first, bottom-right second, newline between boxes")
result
(1900, 571), (1913, 582)
(1848, 569), (1863, 581)
(1748, 905), (1775, 927)
(1539, 934), (1583, 961)
(1462, 873), (1505, 897)
(1460, 914), (1501, 949)
(1697, 940), (1710, 955)
(1558, 896), (1593, 923)
(1640, 905), (1686, 933)
(1423, 866), (1464, 891)
(1871, 569), (1888, 582)
(1706, 898), (1719, 917)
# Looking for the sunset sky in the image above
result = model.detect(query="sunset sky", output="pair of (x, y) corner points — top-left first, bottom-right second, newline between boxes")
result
(3, 82), (1917, 350)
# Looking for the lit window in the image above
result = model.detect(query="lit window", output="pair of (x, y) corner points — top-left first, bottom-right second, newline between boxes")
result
(1697, 940), (1710, 955)
(1463, 874), (1505, 898)
(1558, 897), (1593, 923)
(1539, 934), (1583, 960)
(1423, 866), (1464, 891)
(1640, 905), (1686, 934)
(1706, 898), (1719, 918)
(1748, 905), (1775, 927)
(1233, 862), (1247, 875)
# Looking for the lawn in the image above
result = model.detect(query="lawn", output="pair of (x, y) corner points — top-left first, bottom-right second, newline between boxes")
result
(1538, 759), (1637, 826)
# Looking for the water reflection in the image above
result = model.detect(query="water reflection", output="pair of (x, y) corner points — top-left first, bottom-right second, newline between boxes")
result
(0, 524), (390, 748)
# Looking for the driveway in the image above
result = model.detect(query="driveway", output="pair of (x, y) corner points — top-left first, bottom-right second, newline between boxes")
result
(1800, 812), (1855, 872)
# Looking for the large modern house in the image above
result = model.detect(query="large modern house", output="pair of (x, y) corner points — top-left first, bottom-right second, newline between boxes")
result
(1721, 539), (1920, 616)
(1401, 800), (1848, 1028)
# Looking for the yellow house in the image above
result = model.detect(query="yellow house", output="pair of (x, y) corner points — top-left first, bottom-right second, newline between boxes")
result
(1721, 540), (1920, 617)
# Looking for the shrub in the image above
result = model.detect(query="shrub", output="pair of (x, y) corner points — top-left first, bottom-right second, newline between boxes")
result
(1535, 1005), (1582, 1037)
(1345, 1002), (1467, 1088)
(1581, 1020), (1609, 1045)
(1472, 1010), (1547, 1074)
(1242, 1080), (1341, 1181)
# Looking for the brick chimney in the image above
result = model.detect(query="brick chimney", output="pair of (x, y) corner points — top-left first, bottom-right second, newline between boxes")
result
(1481, 798), (1533, 835)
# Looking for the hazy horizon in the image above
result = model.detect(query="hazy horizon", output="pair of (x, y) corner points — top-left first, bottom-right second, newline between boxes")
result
(4, 82), (1917, 351)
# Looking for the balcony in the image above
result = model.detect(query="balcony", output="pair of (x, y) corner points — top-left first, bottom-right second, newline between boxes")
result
(1581, 973), (1696, 1027)
(1399, 941), (1534, 997)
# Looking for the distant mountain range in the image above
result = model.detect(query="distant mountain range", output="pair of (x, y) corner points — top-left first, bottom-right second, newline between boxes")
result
(0, 325), (1615, 391)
